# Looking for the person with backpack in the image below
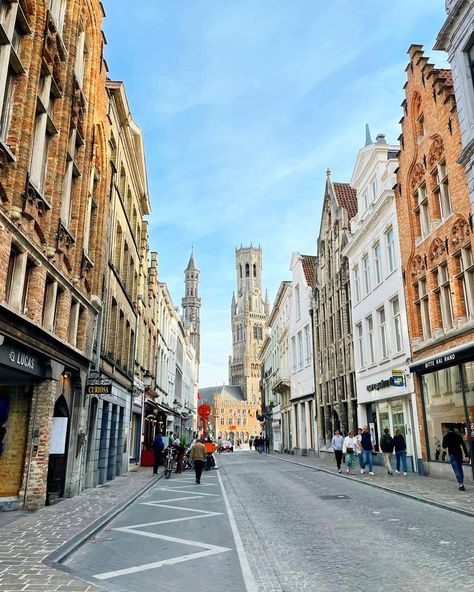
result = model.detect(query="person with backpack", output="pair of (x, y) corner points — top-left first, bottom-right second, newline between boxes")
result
(360, 425), (375, 475)
(151, 433), (164, 474)
(380, 428), (394, 475)
(442, 425), (470, 491)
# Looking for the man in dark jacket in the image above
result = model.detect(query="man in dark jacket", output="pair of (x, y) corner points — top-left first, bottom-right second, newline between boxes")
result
(380, 428), (394, 475)
(152, 434), (164, 474)
(360, 426), (375, 475)
(442, 426), (469, 491)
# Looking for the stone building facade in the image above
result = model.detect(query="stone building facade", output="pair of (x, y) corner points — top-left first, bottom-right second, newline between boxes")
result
(435, 0), (474, 211)
(0, 0), (109, 509)
(395, 45), (474, 480)
(314, 172), (358, 450)
(182, 251), (201, 367)
(229, 245), (269, 404)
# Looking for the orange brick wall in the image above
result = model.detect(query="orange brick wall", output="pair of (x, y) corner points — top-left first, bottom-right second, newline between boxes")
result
(395, 45), (474, 460)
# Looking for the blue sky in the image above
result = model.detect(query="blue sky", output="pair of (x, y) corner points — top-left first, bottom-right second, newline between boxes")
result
(103, 0), (448, 388)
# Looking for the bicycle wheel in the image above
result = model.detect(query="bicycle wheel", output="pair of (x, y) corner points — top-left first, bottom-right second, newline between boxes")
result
(165, 462), (172, 479)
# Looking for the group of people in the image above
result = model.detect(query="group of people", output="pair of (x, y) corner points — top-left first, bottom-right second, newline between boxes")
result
(330, 424), (469, 490)
(250, 435), (270, 453)
(330, 425), (409, 476)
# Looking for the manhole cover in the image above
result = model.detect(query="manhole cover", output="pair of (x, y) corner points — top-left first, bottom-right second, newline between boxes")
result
(319, 494), (350, 500)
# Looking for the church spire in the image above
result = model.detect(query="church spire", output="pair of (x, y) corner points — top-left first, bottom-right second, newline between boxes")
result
(365, 123), (373, 146)
(186, 248), (197, 271)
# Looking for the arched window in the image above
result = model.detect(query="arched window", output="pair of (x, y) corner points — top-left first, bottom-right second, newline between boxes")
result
(253, 264), (256, 277)
(245, 263), (250, 277)
(239, 265), (242, 278)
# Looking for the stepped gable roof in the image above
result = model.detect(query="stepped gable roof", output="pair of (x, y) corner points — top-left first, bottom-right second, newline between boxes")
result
(199, 385), (244, 404)
(431, 68), (453, 87)
(301, 255), (317, 288)
(333, 182), (358, 221)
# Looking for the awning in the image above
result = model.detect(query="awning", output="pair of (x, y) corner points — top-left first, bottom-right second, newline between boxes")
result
(409, 341), (474, 374)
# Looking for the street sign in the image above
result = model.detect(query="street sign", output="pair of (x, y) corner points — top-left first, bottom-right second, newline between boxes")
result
(86, 380), (112, 395)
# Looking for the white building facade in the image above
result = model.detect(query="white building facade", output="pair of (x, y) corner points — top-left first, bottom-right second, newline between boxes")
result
(289, 253), (316, 455)
(344, 132), (421, 472)
(259, 281), (292, 453)
(435, 0), (474, 210)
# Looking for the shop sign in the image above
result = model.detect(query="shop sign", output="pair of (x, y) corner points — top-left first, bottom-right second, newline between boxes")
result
(367, 374), (405, 391)
(0, 343), (42, 377)
(423, 353), (456, 371)
(86, 380), (112, 395)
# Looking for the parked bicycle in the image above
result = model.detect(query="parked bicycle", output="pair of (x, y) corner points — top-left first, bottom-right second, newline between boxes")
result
(164, 446), (175, 479)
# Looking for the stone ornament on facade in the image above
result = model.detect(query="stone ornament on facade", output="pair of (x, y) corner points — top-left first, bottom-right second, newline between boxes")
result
(428, 237), (447, 262)
(450, 215), (471, 246)
(428, 136), (445, 169)
(410, 162), (425, 192)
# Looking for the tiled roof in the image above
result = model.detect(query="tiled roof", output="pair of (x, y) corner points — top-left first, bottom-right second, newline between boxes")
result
(432, 68), (453, 87)
(301, 255), (317, 288)
(333, 182), (358, 221)
(199, 385), (244, 404)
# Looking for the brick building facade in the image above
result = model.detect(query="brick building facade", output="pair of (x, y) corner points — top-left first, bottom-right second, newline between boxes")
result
(395, 45), (474, 480)
(0, 0), (109, 509)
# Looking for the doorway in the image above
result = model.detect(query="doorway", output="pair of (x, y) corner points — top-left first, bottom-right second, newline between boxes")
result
(46, 395), (69, 504)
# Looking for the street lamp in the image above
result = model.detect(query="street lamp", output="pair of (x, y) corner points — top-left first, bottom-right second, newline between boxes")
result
(143, 370), (153, 388)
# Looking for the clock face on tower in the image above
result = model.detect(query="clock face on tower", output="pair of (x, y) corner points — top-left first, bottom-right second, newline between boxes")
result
(253, 288), (259, 296)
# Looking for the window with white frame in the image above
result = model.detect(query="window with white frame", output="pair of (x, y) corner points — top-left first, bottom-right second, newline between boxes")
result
(434, 263), (454, 331)
(415, 184), (430, 238)
(0, 1), (28, 146)
(356, 322), (364, 367)
(48, 0), (67, 34)
(371, 177), (377, 200)
(455, 245), (474, 319)
(378, 306), (388, 358)
(74, 29), (86, 89)
(5, 245), (32, 314)
(433, 160), (451, 220)
(291, 335), (297, 371)
(415, 277), (431, 340)
(304, 323), (311, 365)
(295, 284), (301, 319)
(367, 315), (375, 364)
(362, 254), (371, 295)
(386, 227), (396, 273)
(297, 330), (303, 369)
(353, 265), (361, 302)
(391, 296), (402, 352)
(373, 241), (382, 285)
(29, 73), (58, 194)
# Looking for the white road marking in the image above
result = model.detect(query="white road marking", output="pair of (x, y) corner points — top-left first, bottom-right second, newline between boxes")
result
(92, 478), (231, 581)
(217, 470), (258, 592)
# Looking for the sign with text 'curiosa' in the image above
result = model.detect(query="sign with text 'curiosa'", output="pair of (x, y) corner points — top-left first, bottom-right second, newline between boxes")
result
(86, 379), (112, 396)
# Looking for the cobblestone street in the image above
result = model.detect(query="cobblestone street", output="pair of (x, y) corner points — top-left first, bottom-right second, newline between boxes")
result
(1, 453), (473, 592)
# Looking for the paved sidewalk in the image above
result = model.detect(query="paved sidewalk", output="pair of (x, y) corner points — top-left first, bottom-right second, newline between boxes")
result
(0, 467), (157, 592)
(267, 451), (474, 517)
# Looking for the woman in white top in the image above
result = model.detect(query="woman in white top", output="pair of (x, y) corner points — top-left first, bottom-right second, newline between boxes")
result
(343, 430), (357, 474)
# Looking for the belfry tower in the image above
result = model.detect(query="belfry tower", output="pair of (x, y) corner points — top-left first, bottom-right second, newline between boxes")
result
(229, 245), (269, 403)
(182, 250), (201, 365)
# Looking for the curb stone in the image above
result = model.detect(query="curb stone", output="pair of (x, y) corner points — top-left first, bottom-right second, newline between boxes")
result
(271, 454), (474, 519)
(44, 472), (164, 568)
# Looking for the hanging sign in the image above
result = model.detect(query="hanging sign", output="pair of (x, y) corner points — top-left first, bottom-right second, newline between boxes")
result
(86, 379), (112, 395)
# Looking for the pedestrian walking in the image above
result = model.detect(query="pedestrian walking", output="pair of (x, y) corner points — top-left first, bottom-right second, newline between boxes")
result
(442, 425), (470, 491)
(343, 430), (357, 474)
(393, 428), (408, 475)
(258, 436), (263, 454)
(151, 433), (164, 474)
(331, 429), (344, 473)
(360, 425), (375, 475)
(265, 437), (270, 453)
(189, 437), (207, 484)
(380, 428), (394, 475)
(355, 428), (363, 468)
(249, 437), (253, 451)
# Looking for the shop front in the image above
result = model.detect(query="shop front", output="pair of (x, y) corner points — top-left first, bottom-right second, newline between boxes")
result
(141, 399), (169, 467)
(357, 366), (420, 473)
(410, 343), (474, 481)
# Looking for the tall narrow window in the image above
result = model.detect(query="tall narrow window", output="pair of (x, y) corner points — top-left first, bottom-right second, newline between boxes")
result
(367, 315), (375, 364)
(74, 30), (86, 88)
(434, 263), (454, 331)
(253, 263), (256, 278)
(373, 242), (382, 285)
(304, 324), (311, 365)
(362, 254), (371, 295)
(386, 227), (396, 273)
(415, 277), (431, 340)
(356, 322), (364, 367)
(5, 246), (31, 313)
(392, 297), (402, 352)
(42, 277), (61, 332)
(455, 245), (474, 319)
(30, 74), (57, 193)
(378, 306), (388, 358)
(467, 41), (474, 93)
(297, 331), (303, 369)
(295, 284), (301, 318)
(415, 184), (430, 238)
(433, 160), (451, 220)
(49, 0), (67, 33)
(291, 335), (297, 371)
(245, 263), (249, 277)
(353, 265), (361, 302)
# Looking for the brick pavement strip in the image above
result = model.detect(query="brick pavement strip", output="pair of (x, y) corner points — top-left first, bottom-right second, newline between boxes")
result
(269, 451), (474, 517)
(0, 468), (158, 592)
